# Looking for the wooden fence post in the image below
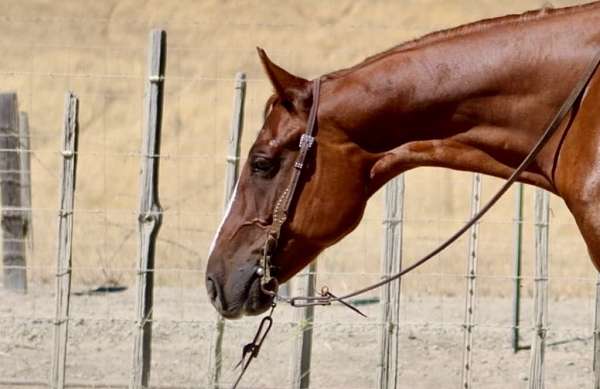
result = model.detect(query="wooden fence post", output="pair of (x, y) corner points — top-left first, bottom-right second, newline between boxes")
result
(18, 112), (33, 254)
(461, 173), (481, 389)
(593, 272), (600, 389)
(224, 72), (245, 202)
(377, 174), (405, 389)
(512, 183), (524, 353)
(528, 189), (549, 389)
(207, 72), (246, 389)
(50, 92), (79, 389)
(0, 93), (27, 292)
(290, 261), (317, 389)
(131, 29), (166, 389)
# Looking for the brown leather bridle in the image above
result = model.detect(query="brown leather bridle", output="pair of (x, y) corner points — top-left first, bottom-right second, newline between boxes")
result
(256, 78), (321, 294)
(231, 79), (323, 389)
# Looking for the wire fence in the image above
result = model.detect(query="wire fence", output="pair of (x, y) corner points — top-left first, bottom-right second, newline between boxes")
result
(1, 2), (599, 388)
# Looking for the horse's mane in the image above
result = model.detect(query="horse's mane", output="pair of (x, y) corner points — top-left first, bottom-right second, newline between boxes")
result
(324, 1), (600, 80)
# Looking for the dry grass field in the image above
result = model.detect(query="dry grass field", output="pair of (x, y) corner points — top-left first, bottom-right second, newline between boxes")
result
(1, 0), (594, 297)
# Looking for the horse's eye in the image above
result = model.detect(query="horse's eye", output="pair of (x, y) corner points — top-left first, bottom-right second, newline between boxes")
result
(251, 156), (277, 176)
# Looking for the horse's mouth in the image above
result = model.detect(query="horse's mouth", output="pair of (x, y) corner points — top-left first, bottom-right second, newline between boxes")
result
(241, 277), (275, 316)
(216, 275), (275, 319)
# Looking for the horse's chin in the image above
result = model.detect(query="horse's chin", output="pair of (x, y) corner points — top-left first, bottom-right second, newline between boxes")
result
(244, 278), (274, 315)
(219, 277), (274, 320)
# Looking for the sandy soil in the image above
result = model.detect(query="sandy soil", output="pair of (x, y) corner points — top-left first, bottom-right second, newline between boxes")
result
(0, 285), (598, 388)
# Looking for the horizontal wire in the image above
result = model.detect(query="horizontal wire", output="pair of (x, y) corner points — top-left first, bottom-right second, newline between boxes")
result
(0, 15), (428, 31)
(0, 315), (595, 334)
(0, 148), (237, 160)
(1, 264), (597, 284)
(0, 206), (569, 226)
(0, 70), (271, 83)
(0, 379), (204, 389)
(0, 207), (221, 217)
(0, 206), (567, 226)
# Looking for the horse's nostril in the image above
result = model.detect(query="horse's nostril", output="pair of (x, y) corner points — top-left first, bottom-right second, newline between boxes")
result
(206, 276), (218, 302)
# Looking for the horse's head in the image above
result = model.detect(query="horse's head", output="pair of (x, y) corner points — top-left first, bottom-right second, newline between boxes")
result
(205, 49), (377, 318)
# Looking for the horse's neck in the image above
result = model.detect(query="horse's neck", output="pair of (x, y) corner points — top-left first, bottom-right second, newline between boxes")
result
(322, 9), (600, 193)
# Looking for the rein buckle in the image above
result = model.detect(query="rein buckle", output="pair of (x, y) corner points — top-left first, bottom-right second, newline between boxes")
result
(289, 295), (332, 308)
(289, 286), (367, 318)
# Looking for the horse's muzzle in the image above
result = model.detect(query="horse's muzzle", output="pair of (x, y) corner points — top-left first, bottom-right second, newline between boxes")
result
(205, 267), (274, 319)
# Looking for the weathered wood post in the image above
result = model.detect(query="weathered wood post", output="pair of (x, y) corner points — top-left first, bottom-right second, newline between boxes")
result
(377, 174), (405, 389)
(224, 72), (245, 201)
(290, 261), (317, 389)
(19, 112), (33, 254)
(207, 72), (246, 388)
(512, 183), (524, 353)
(593, 272), (600, 389)
(528, 189), (549, 389)
(50, 92), (79, 389)
(461, 173), (481, 389)
(0, 93), (27, 292)
(131, 29), (166, 389)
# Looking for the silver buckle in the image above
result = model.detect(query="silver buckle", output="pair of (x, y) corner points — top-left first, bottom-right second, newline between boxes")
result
(299, 134), (315, 149)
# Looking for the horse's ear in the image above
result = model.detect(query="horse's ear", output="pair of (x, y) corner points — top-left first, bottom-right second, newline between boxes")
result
(257, 47), (308, 101)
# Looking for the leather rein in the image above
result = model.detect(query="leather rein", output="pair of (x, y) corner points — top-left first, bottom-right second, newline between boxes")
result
(231, 50), (600, 388)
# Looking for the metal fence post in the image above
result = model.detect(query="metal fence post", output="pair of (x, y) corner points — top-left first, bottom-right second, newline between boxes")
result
(512, 183), (524, 353)
(207, 72), (246, 389)
(528, 189), (549, 389)
(131, 29), (166, 389)
(18, 112), (33, 254)
(377, 174), (405, 389)
(0, 93), (27, 292)
(593, 272), (600, 389)
(290, 261), (317, 389)
(50, 92), (79, 389)
(461, 173), (481, 389)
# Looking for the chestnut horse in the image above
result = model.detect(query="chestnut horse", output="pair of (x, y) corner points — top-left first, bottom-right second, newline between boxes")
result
(206, 2), (600, 319)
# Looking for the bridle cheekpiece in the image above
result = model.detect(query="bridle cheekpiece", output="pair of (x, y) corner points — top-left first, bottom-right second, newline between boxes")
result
(257, 78), (321, 295)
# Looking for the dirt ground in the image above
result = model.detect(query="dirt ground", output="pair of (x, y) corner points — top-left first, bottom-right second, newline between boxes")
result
(1, 284), (598, 388)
